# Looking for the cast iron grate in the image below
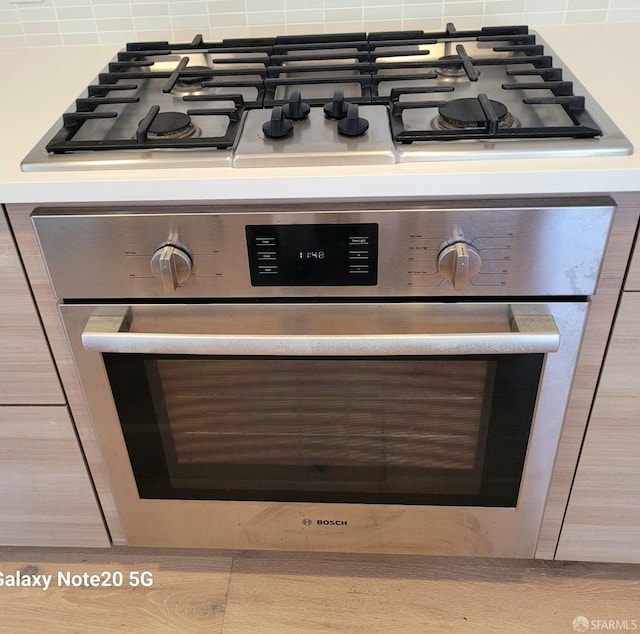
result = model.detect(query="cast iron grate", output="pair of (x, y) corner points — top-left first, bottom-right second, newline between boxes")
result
(44, 23), (602, 155)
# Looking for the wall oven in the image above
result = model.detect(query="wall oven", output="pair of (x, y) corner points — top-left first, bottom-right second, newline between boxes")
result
(32, 197), (614, 557)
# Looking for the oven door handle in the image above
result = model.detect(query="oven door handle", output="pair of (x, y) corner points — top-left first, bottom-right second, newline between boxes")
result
(80, 307), (561, 356)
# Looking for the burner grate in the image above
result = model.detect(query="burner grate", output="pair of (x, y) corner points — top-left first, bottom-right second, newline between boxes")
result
(389, 92), (601, 143)
(46, 83), (247, 153)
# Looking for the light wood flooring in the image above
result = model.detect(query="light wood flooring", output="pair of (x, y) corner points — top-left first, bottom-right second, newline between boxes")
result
(0, 547), (639, 633)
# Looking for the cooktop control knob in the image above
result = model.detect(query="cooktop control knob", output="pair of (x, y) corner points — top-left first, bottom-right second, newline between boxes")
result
(323, 89), (350, 120)
(262, 106), (294, 139)
(150, 244), (192, 293)
(282, 90), (311, 121)
(337, 104), (369, 137)
(437, 242), (481, 291)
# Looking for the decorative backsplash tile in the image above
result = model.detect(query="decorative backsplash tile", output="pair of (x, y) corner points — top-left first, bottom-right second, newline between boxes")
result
(0, 0), (637, 47)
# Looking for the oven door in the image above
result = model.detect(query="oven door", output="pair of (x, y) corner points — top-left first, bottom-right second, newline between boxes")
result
(61, 301), (585, 556)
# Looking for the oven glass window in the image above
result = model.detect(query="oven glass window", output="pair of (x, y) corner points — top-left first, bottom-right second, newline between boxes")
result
(104, 354), (543, 507)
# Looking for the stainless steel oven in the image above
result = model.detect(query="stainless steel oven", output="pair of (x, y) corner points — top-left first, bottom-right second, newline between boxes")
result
(32, 197), (613, 556)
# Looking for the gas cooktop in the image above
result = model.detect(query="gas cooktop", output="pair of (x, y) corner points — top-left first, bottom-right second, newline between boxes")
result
(21, 23), (632, 171)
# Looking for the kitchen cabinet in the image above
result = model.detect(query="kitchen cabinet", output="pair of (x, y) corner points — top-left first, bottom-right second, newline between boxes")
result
(625, 236), (640, 289)
(0, 208), (63, 405)
(0, 406), (109, 546)
(0, 207), (108, 546)
(556, 228), (640, 563)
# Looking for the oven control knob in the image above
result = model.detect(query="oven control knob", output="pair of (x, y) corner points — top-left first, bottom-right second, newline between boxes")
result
(437, 242), (481, 291)
(150, 244), (192, 293)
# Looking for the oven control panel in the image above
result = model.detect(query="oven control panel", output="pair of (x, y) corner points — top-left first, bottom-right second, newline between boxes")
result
(31, 200), (615, 299)
(246, 224), (378, 286)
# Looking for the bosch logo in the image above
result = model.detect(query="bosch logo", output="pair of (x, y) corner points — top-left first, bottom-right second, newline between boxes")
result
(301, 518), (349, 527)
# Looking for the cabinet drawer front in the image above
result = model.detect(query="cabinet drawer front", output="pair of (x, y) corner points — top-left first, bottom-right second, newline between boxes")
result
(0, 406), (109, 547)
(557, 292), (640, 562)
(0, 210), (64, 404)
(626, 236), (640, 290)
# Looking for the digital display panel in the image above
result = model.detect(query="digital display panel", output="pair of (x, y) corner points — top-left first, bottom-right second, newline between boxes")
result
(246, 224), (378, 286)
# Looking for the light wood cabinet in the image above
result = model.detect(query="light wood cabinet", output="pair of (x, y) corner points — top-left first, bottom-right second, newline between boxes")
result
(557, 234), (640, 563)
(0, 207), (108, 546)
(0, 209), (64, 404)
(625, 240), (640, 291)
(0, 406), (109, 546)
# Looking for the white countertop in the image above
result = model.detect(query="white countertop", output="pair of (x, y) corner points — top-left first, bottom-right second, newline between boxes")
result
(2, 23), (639, 204)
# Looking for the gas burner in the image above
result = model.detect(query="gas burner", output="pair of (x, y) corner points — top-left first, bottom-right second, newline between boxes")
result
(173, 65), (215, 94)
(435, 55), (476, 78)
(434, 98), (519, 131)
(146, 112), (198, 139)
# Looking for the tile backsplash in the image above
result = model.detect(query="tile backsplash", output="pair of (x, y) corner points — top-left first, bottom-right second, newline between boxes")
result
(1, 0), (639, 47)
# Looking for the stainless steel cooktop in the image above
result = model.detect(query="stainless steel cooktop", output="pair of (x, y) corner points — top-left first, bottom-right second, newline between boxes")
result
(21, 24), (633, 171)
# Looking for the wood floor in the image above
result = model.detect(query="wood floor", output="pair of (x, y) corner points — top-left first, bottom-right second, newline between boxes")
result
(0, 547), (639, 633)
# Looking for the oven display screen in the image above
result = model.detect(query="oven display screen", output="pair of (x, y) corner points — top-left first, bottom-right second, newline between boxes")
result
(246, 224), (378, 286)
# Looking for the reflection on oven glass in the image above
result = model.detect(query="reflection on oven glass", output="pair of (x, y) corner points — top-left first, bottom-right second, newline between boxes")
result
(153, 358), (493, 496)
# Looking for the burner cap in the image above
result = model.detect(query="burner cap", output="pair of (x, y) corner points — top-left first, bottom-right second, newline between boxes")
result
(148, 112), (193, 137)
(438, 98), (509, 129)
(436, 54), (470, 77)
(177, 65), (213, 86)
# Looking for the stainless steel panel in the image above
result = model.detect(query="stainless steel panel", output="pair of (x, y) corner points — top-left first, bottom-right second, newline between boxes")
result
(32, 199), (614, 298)
(233, 106), (396, 167)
